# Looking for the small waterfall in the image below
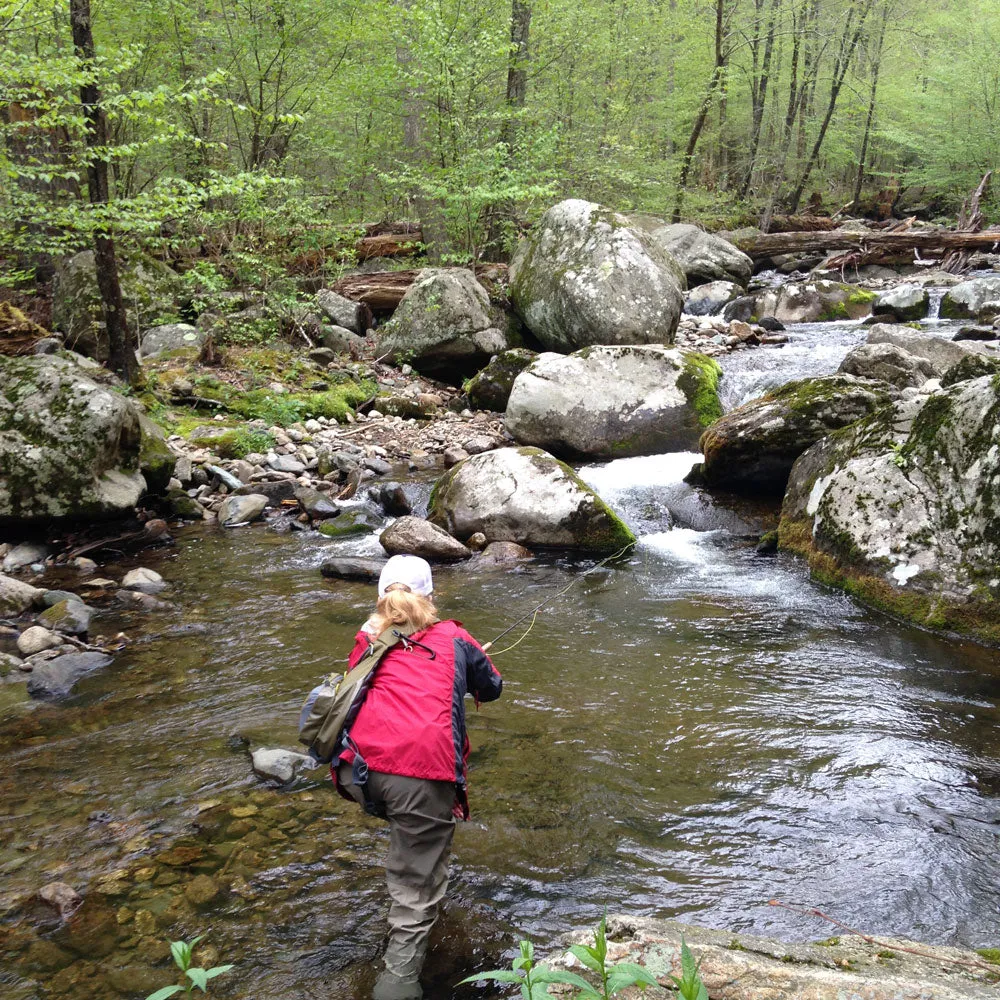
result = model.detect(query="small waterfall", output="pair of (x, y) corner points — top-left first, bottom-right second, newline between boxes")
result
(926, 287), (946, 322)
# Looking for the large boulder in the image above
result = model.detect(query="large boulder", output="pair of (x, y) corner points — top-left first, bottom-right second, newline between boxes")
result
(630, 219), (752, 287)
(138, 323), (207, 359)
(505, 346), (722, 459)
(379, 516), (471, 562)
(0, 355), (146, 525)
(754, 280), (875, 323)
(376, 268), (516, 382)
(316, 288), (365, 334)
(872, 284), (929, 322)
(508, 199), (684, 352)
(779, 377), (1000, 645)
(137, 414), (176, 494)
(429, 447), (635, 553)
(465, 349), (537, 412)
(940, 275), (1000, 321)
(865, 323), (993, 370)
(837, 342), (938, 388)
(696, 375), (896, 495)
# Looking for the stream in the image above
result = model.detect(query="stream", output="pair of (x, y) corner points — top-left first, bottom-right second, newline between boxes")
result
(2, 309), (1000, 999)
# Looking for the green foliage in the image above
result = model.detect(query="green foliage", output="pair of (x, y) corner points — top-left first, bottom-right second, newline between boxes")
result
(229, 427), (276, 458)
(144, 935), (233, 999)
(666, 940), (710, 1000)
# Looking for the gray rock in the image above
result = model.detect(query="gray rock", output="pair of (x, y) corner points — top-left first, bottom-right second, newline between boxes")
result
(505, 346), (722, 459)
(294, 487), (340, 520)
(139, 323), (206, 359)
(838, 342), (939, 388)
(38, 599), (93, 636)
(940, 275), (1000, 321)
(429, 446), (635, 553)
(251, 747), (315, 784)
(866, 323), (986, 370)
(474, 541), (533, 566)
(17, 626), (63, 657)
(0, 574), (45, 614)
(268, 454), (306, 474)
(320, 557), (386, 582)
(309, 346), (338, 365)
(320, 324), (365, 355)
(121, 568), (167, 595)
(0, 651), (25, 677)
(2, 542), (49, 573)
(377, 269), (516, 382)
(205, 464), (243, 491)
(873, 284), (929, 322)
(42, 590), (78, 607)
(218, 494), (268, 527)
(632, 219), (752, 287)
(462, 435), (502, 455)
(26, 651), (113, 698)
(166, 488), (207, 520)
(683, 280), (741, 316)
(317, 288), (365, 334)
(465, 349), (537, 412)
(940, 354), (1000, 387)
(0, 355), (146, 526)
(173, 455), (193, 485)
(137, 414), (176, 494)
(509, 199), (684, 352)
(375, 482), (412, 516)
(32, 337), (63, 355)
(380, 516), (471, 562)
(443, 446), (469, 467)
(234, 480), (298, 505)
(364, 456), (392, 476)
(754, 280), (874, 323)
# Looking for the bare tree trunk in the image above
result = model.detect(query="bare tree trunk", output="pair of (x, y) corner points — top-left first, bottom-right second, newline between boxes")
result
(740, 0), (780, 198)
(69, 0), (138, 385)
(851, 3), (889, 207)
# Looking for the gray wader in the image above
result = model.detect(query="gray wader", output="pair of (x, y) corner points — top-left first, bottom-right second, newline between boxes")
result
(337, 761), (456, 983)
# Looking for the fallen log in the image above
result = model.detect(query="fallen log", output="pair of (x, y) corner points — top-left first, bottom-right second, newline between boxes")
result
(332, 264), (508, 314)
(734, 227), (1000, 261)
(355, 232), (422, 260)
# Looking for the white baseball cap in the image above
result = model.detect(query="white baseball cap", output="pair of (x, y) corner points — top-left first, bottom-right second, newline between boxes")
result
(378, 554), (434, 597)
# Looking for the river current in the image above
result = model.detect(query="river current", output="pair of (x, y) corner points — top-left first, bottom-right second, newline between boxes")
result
(2, 311), (999, 999)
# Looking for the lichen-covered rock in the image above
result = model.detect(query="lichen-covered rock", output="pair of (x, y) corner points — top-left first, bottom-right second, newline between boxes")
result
(755, 280), (876, 323)
(866, 323), (996, 370)
(779, 376), (1000, 644)
(631, 219), (752, 287)
(940, 353), (1000, 387)
(873, 284), (929, 322)
(508, 199), (684, 352)
(697, 375), (896, 495)
(838, 342), (938, 388)
(429, 446), (635, 553)
(316, 288), (365, 334)
(376, 268), (516, 383)
(506, 346), (722, 459)
(0, 354), (146, 526)
(940, 275), (1000, 321)
(683, 280), (741, 316)
(465, 348), (537, 412)
(138, 323), (207, 359)
(379, 515), (471, 562)
(0, 574), (44, 614)
(137, 413), (176, 494)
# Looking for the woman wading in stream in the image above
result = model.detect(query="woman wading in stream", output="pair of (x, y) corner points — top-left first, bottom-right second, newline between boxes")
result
(335, 555), (503, 1000)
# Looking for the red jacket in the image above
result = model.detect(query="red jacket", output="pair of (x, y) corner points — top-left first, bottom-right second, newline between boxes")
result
(336, 620), (502, 818)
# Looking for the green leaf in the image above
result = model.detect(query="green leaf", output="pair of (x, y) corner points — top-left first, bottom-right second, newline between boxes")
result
(594, 914), (608, 965)
(531, 968), (596, 990)
(186, 968), (209, 992)
(607, 968), (657, 995)
(170, 941), (191, 972)
(608, 961), (658, 987)
(144, 987), (184, 1000)
(456, 970), (524, 985)
(203, 966), (234, 980)
(567, 945), (604, 974)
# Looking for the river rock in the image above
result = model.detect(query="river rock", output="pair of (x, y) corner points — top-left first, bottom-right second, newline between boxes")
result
(683, 280), (741, 316)
(26, 651), (113, 698)
(17, 626), (63, 656)
(631, 219), (752, 287)
(376, 482), (412, 517)
(780, 375), (1000, 644)
(137, 413), (176, 494)
(320, 557), (386, 582)
(235, 480), (298, 505)
(380, 516), (471, 562)
(376, 268), (515, 382)
(940, 353), (1000, 387)
(184, 874), (223, 908)
(268, 454), (306, 474)
(505, 346), (722, 459)
(474, 541), (533, 566)
(317, 288), (365, 334)
(508, 199), (685, 352)
(320, 323), (364, 356)
(0, 573), (44, 614)
(57, 896), (121, 957)
(121, 567), (167, 595)
(940, 274), (1000, 321)
(837, 342), (939, 388)
(139, 323), (207, 359)
(166, 488), (207, 520)
(2, 542), (49, 572)
(39, 599), (93, 635)
(0, 354), (146, 525)
(865, 323), (985, 370)
(429, 447), (635, 553)
(317, 504), (383, 538)
(872, 284), (929, 321)
(252, 747), (315, 784)
(38, 882), (83, 920)
(218, 494), (267, 527)
(754, 280), (875, 323)
(294, 486), (340, 520)
(697, 375), (896, 495)
(465, 348), (537, 412)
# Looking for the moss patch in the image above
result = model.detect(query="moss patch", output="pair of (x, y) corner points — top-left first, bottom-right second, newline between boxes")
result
(677, 352), (724, 428)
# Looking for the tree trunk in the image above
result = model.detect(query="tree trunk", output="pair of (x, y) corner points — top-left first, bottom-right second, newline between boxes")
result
(69, 0), (138, 384)
(740, 0), (780, 198)
(851, 3), (889, 207)
(733, 227), (1000, 260)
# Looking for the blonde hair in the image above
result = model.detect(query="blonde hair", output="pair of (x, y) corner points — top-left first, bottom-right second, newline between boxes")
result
(368, 584), (438, 635)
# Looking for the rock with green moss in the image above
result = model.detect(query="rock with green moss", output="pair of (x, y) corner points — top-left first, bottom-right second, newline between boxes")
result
(629, 219), (752, 287)
(465, 348), (537, 411)
(0, 354), (146, 526)
(866, 323), (997, 370)
(506, 346), (722, 459)
(698, 374), (896, 495)
(754, 280), (875, 323)
(940, 353), (1000, 387)
(137, 413), (176, 494)
(428, 446), (635, 553)
(872, 285), (929, 322)
(837, 342), (938, 388)
(779, 376), (1000, 644)
(939, 275), (1000, 321)
(376, 268), (516, 383)
(139, 323), (207, 360)
(508, 199), (684, 352)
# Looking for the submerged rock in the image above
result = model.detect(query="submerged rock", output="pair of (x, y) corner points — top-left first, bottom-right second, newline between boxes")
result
(779, 376), (1000, 644)
(26, 651), (113, 698)
(429, 446), (635, 553)
(121, 567), (168, 595)
(380, 516), (471, 562)
(755, 280), (876, 323)
(320, 557), (386, 583)
(505, 346), (723, 459)
(508, 199), (684, 352)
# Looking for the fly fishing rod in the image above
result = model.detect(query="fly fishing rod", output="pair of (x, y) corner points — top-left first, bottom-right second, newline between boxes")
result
(482, 541), (636, 653)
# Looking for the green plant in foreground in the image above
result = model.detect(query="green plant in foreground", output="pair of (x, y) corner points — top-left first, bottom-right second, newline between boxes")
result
(458, 915), (665, 999)
(144, 936), (233, 999)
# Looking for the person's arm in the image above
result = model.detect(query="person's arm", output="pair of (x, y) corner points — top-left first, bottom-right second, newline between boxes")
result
(457, 631), (502, 702)
(346, 630), (372, 670)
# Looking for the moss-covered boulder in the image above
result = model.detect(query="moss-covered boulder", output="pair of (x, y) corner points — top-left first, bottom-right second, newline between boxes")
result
(429, 446), (635, 553)
(941, 353), (1000, 387)
(779, 376), (1000, 645)
(505, 346), (722, 459)
(866, 323), (996, 370)
(465, 348), (537, 411)
(872, 284), (929, 322)
(754, 280), (876, 323)
(0, 354), (146, 526)
(508, 199), (684, 352)
(940, 275), (1000, 321)
(838, 342), (938, 389)
(137, 413), (176, 494)
(376, 268), (517, 384)
(696, 374), (896, 495)
(629, 219), (752, 287)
